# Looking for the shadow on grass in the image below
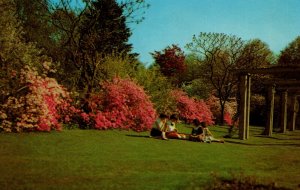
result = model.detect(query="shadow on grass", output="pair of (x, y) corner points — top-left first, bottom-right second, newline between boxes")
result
(254, 134), (300, 141)
(253, 135), (288, 140)
(225, 140), (300, 147)
(125, 134), (151, 138)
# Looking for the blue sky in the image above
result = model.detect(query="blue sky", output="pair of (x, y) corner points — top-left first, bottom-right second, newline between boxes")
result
(128, 0), (300, 66)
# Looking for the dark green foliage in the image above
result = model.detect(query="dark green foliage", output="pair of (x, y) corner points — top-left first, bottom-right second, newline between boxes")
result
(236, 39), (275, 69)
(80, 0), (133, 57)
(0, 0), (50, 104)
(278, 36), (300, 66)
(134, 65), (177, 115)
(14, 0), (58, 59)
(181, 54), (213, 99)
(277, 36), (300, 80)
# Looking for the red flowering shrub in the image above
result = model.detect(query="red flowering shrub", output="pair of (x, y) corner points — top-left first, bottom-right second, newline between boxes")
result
(152, 45), (186, 86)
(206, 95), (237, 125)
(195, 99), (214, 125)
(83, 77), (156, 132)
(0, 65), (77, 132)
(152, 45), (186, 77)
(171, 90), (214, 125)
(223, 112), (233, 126)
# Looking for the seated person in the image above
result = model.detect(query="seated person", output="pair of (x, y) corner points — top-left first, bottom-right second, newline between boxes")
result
(201, 122), (224, 143)
(189, 119), (204, 142)
(165, 114), (186, 139)
(150, 113), (168, 140)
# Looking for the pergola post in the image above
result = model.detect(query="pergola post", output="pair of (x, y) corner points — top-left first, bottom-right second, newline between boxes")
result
(239, 74), (251, 140)
(246, 74), (251, 139)
(265, 85), (276, 136)
(280, 90), (288, 133)
(289, 96), (298, 131)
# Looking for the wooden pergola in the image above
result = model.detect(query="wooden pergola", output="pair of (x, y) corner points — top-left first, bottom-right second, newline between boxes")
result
(235, 65), (300, 140)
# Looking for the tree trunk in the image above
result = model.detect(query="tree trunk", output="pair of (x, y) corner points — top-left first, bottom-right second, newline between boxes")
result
(220, 101), (225, 125)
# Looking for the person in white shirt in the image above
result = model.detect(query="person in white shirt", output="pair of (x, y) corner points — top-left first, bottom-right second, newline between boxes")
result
(150, 113), (168, 140)
(165, 114), (186, 139)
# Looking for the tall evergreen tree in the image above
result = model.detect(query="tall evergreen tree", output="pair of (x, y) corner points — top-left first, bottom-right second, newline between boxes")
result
(79, 0), (133, 57)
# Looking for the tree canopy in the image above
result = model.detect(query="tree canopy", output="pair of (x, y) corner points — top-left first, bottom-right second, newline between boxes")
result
(278, 36), (300, 66)
(152, 44), (186, 86)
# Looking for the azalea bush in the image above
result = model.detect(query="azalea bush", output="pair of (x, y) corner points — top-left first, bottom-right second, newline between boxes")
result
(171, 90), (214, 125)
(0, 65), (77, 132)
(82, 77), (156, 132)
(0, 1), (76, 132)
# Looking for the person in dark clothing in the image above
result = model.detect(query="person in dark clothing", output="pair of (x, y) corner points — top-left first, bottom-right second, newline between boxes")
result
(189, 119), (204, 142)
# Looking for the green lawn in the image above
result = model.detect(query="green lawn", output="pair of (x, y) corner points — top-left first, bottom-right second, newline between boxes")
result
(0, 125), (300, 190)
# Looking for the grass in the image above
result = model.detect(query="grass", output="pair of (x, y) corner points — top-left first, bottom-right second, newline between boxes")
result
(0, 125), (300, 190)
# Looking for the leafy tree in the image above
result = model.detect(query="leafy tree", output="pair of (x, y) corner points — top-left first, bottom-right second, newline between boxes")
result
(236, 39), (275, 69)
(134, 65), (177, 115)
(14, 0), (57, 59)
(0, 0), (75, 132)
(48, 0), (149, 102)
(186, 32), (244, 124)
(152, 44), (186, 86)
(276, 37), (300, 81)
(236, 39), (275, 92)
(278, 36), (300, 66)
(181, 53), (213, 99)
(0, 0), (51, 104)
(73, 0), (137, 97)
(186, 33), (275, 124)
(236, 39), (275, 125)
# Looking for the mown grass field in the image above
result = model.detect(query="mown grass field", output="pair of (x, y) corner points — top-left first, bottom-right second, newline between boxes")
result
(0, 125), (300, 190)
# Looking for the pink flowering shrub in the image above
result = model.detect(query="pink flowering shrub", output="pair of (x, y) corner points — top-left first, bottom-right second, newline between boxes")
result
(223, 112), (233, 126)
(83, 77), (156, 132)
(0, 66), (77, 132)
(206, 95), (237, 125)
(171, 90), (214, 125)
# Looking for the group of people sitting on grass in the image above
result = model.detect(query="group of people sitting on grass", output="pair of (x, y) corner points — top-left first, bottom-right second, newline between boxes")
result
(150, 114), (224, 143)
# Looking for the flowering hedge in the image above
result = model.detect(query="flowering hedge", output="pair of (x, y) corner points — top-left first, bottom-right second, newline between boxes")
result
(0, 66), (77, 132)
(171, 90), (214, 125)
(83, 77), (156, 132)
